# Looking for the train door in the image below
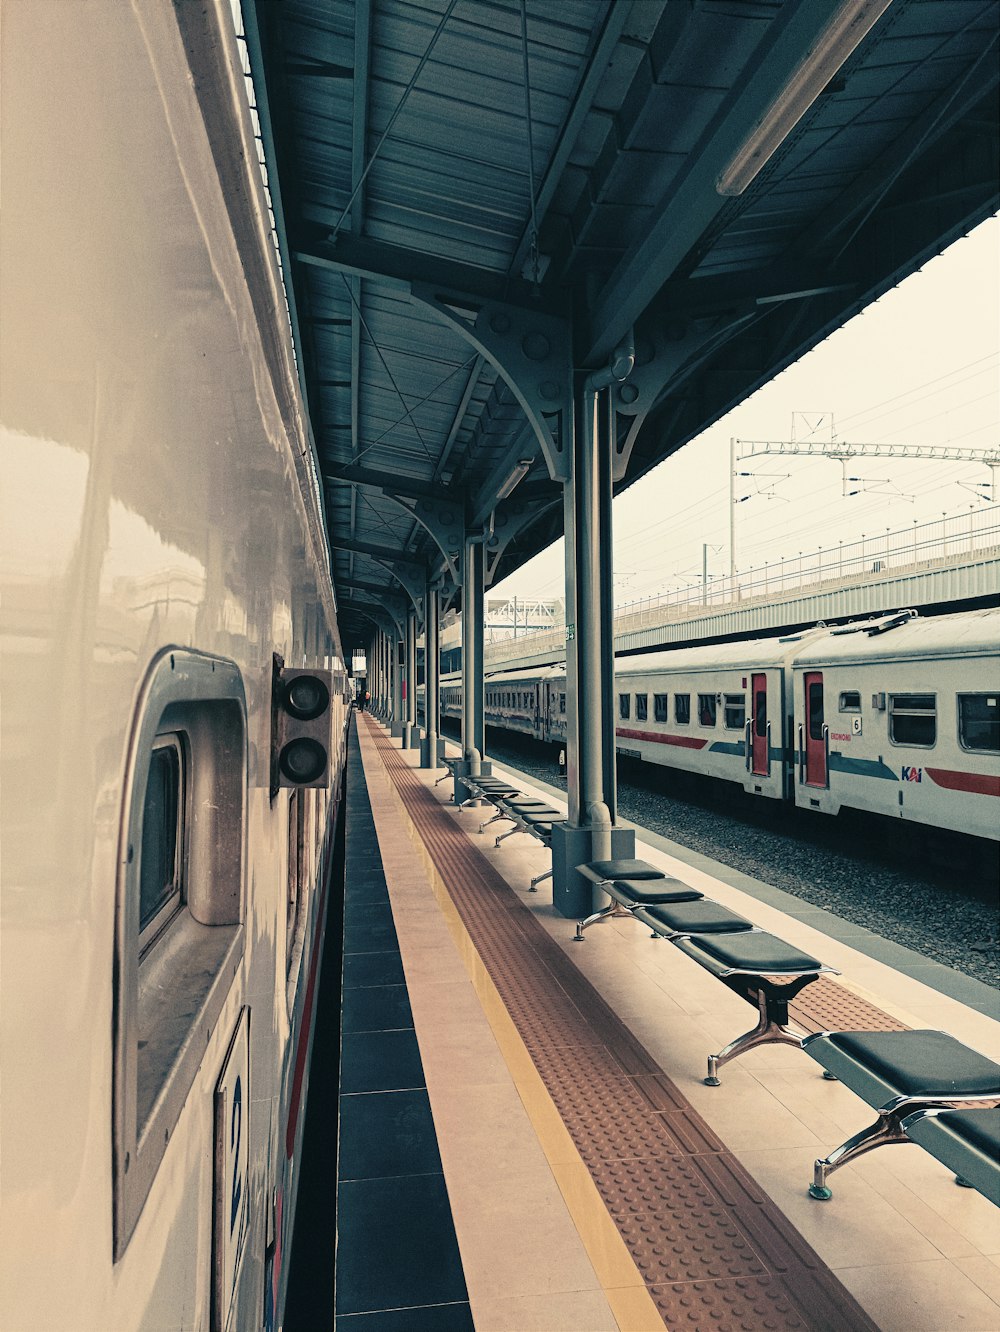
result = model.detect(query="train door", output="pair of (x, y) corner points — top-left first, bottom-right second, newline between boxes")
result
(751, 673), (768, 775)
(803, 671), (827, 786)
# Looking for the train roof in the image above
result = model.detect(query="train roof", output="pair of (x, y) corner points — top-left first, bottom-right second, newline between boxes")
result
(792, 608), (1000, 666)
(614, 627), (826, 677)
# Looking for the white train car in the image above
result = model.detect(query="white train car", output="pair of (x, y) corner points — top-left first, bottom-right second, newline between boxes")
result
(613, 629), (827, 802)
(791, 609), (1000, 839)
(2, 4), (347, 1329)
(439, 610), (999, 842)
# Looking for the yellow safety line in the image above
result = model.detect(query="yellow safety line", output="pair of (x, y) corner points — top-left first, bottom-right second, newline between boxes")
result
(358, 723), (665, 1332)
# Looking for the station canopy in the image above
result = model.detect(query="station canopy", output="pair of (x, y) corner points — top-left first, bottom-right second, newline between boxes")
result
(243, 0), (999, 645)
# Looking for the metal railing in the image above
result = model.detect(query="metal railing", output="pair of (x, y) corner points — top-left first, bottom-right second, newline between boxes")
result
(480, 505), (1000, 665)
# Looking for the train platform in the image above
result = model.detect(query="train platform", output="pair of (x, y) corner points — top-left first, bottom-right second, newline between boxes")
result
(330, 712), (1000, 1332)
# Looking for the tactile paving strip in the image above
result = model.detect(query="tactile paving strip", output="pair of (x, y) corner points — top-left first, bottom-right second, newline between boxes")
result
(367, 722), (885, 1332)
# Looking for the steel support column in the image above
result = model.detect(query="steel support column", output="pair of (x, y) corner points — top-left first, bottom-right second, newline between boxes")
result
(551, 346), (636, 918)
(391, 633), (403, 736)
(420, 580), (441, 769)
(454, 536), (489, 802)
(403, 606), (420, 748)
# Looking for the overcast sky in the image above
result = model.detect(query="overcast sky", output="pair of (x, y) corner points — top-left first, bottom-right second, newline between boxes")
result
(492, 214), (999, 609)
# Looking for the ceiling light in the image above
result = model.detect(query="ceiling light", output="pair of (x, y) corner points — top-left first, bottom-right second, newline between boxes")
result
(716, 0), (894, 197)
(496, 458), (533, 500)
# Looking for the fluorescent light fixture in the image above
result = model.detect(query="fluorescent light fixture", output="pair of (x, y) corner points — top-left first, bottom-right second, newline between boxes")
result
(716, 0), (894, 197)
(496, 458), (533, 500)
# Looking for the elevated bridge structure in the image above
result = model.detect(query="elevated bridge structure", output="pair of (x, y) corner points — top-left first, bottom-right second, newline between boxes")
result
(236, 0), (1000, 902)
(443, 508), (1000, 671)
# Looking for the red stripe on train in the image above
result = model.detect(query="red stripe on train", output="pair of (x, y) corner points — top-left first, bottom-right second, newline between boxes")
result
(616, 727), (708, 750)
(924, 768), (1000, 797)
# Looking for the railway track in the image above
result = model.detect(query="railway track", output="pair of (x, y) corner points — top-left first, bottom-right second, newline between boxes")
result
(470, 725), (999, 991)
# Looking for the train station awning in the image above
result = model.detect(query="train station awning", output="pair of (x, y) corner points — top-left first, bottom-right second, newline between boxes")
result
(242, 0), (999, 644)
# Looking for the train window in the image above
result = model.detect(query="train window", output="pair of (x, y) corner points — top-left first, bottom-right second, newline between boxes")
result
(138, 736), (185, 955)
(839, 691), (862, 712)
(619, 693), (631, 720)
(559, 693), (566, 713)
(675, 694), (690, 725)
(636, 693), (648, 721)
(889, 693), (936, 747)
(697, 694), (717, 727)
(959, 694), (1000, 752)
(654, 693), (668, 723)
(724, 694), (745, 730)
(808, 682), (824, 740)
(113, 649), (246, 1259)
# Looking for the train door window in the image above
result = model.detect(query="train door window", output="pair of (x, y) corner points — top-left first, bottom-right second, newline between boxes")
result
(697, 694), (717, 727)
(619, 693), (631, 720)
(636, 693), (648, 722)
(138, 736), (185, 956)
(560, 693), (566, 714)
(114, 649), (246, 1260)
(654, 693), (668, 723)
(889, 694), (936, 747)
(958, 694), (999, 752)
(755, 689), (766, 735)
(839, 690), (861, 712)
(675, 693), (690, 724)
(723, 694), (745, 729)
(808, 681), (824, 740)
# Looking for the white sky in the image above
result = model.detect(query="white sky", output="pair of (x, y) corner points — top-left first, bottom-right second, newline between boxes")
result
(493, 215), (999, 607)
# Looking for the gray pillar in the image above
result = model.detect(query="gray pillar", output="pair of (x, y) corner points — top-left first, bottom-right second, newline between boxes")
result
(550, 372), (634, 918)
(379, 631), (388, 721)
(391, 632), (404, 736)
(454, 536), (490, 803)
(403, 606), (420, 747)
(461, 537), (485, 762)
(420, 580), (441, 768)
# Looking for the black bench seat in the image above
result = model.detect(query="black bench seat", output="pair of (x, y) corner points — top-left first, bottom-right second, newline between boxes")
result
(458, 777), (521, 810)
(485, 799), (566, 893)
(664, 931), (836, 1085)
(802, 1030), (1000, 1199)
(636, 900), (754, 937)
(900, 1106), (1000, 1205)
(574, 861), (703, 940)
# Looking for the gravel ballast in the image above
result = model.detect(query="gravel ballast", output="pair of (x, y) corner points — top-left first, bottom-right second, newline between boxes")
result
(475, 728), (999, 992)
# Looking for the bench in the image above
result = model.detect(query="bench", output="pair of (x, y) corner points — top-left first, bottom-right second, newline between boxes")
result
(457, 775), (521, 809)
(574, 861), (703, 940)
(900, 1106), (1000, 1205)
(434, 754), (462, 787)
(576, 858), (837, 1084)
(802, 1029), (1000, 1199)
(479, 797), (552, 835)
(492, 801), (564, 891)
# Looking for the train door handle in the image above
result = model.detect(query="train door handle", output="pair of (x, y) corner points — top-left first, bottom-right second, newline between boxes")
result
(745, 720), (752, 771)
(822, 723), (830, 789)
(797, 723), (805, 783)
(765, 720), (772, 777)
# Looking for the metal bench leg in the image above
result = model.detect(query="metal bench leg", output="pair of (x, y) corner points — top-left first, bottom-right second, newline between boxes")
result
(573, 902), (634, 942)
(495, 825), (525, 846)
(479, 811), (512, 834)
(529, 867), (552, 892)
(810, 1111), (911, 1200)
(704, 990), (807, 1086)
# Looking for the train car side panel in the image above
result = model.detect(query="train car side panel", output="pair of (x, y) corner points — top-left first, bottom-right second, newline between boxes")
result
(1, 4), (346, 1328)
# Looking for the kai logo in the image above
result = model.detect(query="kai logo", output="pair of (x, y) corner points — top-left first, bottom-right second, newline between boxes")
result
(901, 766), (923, 783)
